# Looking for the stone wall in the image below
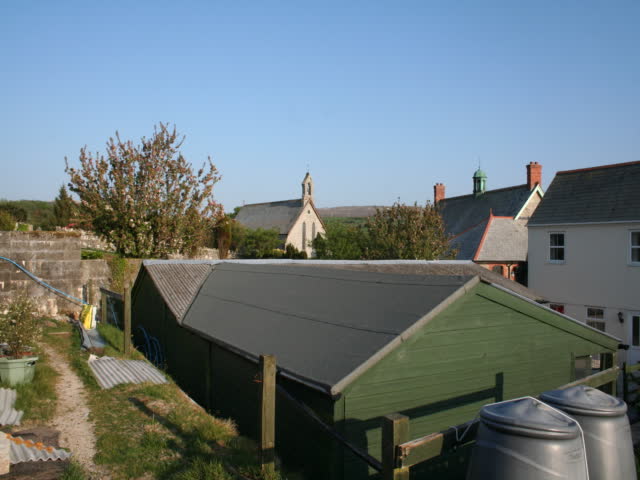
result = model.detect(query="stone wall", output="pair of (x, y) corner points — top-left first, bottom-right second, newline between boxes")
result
(0, 232), (110, 316)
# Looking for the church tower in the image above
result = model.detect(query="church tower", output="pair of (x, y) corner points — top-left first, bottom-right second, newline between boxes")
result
(301, 172), (313, 204)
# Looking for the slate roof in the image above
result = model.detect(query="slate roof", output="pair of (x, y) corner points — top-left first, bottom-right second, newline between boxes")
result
(144, 262), (211, 320)
(438, 184), (533, 236)
(475, 218), (528, 262)
(317, 206), (384, 218)
(182, 263), (475, 394)
(235, 199), (304, 234)
(451, 219), (489, 260)
(529, 161), (640, 225)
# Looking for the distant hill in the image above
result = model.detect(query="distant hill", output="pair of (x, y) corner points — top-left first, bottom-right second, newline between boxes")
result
(0, 199), (55, 229)
(317, 206), (386, 218)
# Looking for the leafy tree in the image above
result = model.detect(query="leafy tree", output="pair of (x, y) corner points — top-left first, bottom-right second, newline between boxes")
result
(363, 202), (456, 260)
(0, 211), (15, 231)
(313, 220), (365, 259)
(65, 123), (222, 258)
(0, 203), (27, 223)
(237, 228), (280, 258)
(52, 185), (77, 227)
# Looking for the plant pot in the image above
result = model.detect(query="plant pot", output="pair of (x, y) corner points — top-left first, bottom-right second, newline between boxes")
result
(0, 356), (38, 386)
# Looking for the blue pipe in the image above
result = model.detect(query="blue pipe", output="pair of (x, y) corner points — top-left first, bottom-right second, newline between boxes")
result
(0, 255), (87, 305)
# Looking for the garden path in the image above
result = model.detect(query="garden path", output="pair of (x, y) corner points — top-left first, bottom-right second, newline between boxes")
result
(46, 343), (104, 478)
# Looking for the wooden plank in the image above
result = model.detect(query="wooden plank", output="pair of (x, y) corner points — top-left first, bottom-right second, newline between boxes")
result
(626, 363), (640, 373)
(382, 414), (409, 480)
(399, 420), (479, 468)
(124, 285), (132, 355)
(560, 366), (619, 390)
(259, 355), (276, 475)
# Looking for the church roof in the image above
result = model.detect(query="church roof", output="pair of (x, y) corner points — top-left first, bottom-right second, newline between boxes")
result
(235, 198), (304, 234)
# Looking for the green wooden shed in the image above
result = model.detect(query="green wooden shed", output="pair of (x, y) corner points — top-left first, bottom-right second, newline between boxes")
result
(131, 260), (619, 479)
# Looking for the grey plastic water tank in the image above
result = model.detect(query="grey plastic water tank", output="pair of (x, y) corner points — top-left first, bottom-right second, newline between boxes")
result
(466, 397), (587, 480)
(540, 386), (635, 480)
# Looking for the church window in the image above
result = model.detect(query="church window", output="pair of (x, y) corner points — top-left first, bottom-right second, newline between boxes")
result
(302, 222), (307, 248)
(312, 222), (316, 239)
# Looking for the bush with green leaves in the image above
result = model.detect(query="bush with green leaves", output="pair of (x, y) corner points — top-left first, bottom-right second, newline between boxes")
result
(313, 220), (365, 259)
(0, 294), (42, 358)
(363, 202), (456, 260)
(0, 211), (15, 231)
(237, 228), (281, 259)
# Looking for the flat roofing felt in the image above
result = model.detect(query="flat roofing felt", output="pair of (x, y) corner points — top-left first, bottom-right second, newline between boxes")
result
(182, 263), (472, 394)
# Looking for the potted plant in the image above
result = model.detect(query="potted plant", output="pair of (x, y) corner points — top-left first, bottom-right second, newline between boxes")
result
(0, 294), (42, 386)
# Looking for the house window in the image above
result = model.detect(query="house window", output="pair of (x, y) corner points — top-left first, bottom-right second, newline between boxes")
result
(550, 304), (565, 314)
(631, 231), (640, 265)
(633, 316), (640, 347)
(549, 233), (565, 262)
(586, 307), (605, 332)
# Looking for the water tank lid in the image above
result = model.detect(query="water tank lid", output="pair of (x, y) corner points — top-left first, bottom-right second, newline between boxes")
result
(480, 398), (579, 438)
(540, 386), (627, 417)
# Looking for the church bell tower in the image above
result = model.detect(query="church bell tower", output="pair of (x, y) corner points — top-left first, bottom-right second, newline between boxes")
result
(302, 172), (313, 204)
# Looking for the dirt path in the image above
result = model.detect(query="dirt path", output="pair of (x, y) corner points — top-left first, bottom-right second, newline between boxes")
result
(46, 343), (103, 477)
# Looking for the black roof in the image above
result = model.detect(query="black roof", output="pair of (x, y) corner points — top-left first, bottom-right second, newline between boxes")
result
(439, 185), (532, 236)
(181, 263), (474, 395)
(235, 198), (303, 234)
(529, 161), (640, 225)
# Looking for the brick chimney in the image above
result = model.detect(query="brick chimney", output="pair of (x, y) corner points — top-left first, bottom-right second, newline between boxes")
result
(434, 183), (445, 204)
(527, 162), (542, 190)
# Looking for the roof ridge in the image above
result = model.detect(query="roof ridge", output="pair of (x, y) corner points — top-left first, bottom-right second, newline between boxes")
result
(557, 160), (640, 175)
(239, 198), (301, 208)
(440, 184), (528, 202)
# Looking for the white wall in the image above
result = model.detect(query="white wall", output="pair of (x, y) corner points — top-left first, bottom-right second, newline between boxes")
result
(286, 204), (326, 257)
(528, 222), (640, 354)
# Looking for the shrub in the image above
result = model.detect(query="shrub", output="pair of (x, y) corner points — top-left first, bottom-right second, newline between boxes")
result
(0, 295), (42, 358)
(81, 249), (104, 260)
(0, 211), (15, 231)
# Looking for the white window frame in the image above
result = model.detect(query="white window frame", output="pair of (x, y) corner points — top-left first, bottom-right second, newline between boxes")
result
(548, 232), (566, 264)
(586, 307), (605, 332)
(630, 230), (640, 266)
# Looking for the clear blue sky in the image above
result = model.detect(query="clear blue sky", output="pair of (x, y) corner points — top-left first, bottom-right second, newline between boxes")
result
(1, 1), (638, 211)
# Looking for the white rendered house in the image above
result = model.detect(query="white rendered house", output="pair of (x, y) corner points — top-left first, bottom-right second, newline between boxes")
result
(528, 161), (640, 364)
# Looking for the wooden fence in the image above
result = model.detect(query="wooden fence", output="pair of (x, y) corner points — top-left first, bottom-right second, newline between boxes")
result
(380, 357), (628, 480)
(255, 353), (637, 479)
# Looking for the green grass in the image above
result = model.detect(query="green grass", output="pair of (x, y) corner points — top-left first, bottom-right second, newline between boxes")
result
(42, 321), (280, 480)
(60, 461), (88, 480)
(0, 325), (60, 423)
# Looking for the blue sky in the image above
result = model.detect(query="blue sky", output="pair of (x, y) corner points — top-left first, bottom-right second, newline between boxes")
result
(1, 1), (638, 210)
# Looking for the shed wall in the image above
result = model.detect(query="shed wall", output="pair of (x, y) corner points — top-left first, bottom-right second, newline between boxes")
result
(341, 283), (616, 479)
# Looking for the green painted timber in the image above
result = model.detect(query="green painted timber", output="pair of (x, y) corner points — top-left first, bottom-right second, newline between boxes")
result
(341, 283), (616, 479)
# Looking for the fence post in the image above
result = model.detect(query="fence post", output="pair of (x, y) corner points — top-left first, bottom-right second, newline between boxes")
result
(101, 290), (108, 324)
(382, 414), (410, 480)
(124, 285), (132, 355)
(260, 354), (276, 475)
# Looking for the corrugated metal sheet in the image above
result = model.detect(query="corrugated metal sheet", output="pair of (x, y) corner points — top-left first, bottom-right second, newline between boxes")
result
(0, 388), (23, 426)
(7, 433), (71, 463)
(145, 263), (212, 321)
(88, 356), (168, 389)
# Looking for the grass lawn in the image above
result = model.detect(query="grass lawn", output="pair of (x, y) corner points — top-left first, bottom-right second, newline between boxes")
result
(43, 320), (280, 480)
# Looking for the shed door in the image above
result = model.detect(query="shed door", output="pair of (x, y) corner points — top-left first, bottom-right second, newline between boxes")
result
(629, 313), (640, 365)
